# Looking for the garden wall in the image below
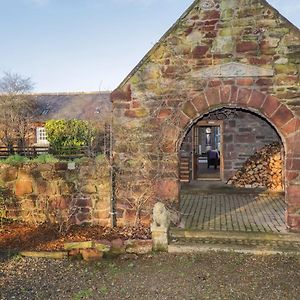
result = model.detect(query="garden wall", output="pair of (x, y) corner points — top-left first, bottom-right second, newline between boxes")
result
(0, 159), (111, 227)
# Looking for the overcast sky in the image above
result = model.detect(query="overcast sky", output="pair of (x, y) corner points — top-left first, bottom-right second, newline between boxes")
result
(0, 0), (299, 93)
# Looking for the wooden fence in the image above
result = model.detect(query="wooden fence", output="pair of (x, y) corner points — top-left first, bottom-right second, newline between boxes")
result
(0, 146), (100, 160)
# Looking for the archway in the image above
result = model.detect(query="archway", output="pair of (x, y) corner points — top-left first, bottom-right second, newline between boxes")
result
(172, 86), (299, 232)
(179, 107), (286, 233)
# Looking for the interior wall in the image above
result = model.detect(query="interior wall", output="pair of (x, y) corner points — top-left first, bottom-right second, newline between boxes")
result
(222, 111), (281, 180)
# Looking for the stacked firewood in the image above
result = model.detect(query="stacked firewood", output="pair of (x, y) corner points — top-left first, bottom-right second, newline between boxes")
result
(227, 142), (283, 191)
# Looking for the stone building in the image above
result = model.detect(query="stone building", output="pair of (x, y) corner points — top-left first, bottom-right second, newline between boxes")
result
(32, 92), (111, 147)
(111, 0), (300, 230)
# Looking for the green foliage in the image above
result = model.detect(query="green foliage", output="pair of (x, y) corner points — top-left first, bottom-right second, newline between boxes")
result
(45, 120), (98, 154)
(2, 154), (29, 166)
(30, 154), (59, 164)
(0, 154), (58, 165)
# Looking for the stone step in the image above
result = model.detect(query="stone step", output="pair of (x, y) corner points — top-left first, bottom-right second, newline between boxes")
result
(169, 229), (300, 255)
(168, 241), (300, 256)
(170, 228), (300, 242)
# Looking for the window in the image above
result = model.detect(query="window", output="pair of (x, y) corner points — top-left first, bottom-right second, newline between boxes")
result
(36, 127), (48, 144)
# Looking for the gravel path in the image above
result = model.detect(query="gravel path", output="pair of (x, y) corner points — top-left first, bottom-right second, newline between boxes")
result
(1, 252), (300, 300)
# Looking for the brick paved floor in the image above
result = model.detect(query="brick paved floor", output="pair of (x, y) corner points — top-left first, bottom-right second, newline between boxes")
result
(180, 192), (286, 233)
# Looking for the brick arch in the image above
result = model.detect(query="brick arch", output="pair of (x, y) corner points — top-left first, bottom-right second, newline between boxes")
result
(175, 86), (300, 231)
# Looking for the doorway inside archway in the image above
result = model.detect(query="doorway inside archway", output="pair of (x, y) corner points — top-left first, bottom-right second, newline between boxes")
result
(180, 120), (223, 182)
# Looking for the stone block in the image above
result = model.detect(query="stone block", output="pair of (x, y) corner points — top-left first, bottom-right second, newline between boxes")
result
(76, 197), (92, 207)
(155, 180), (179, 201)
(35, 179), (48, 194)
(203, 10), (220, 20)
(76, 212), (91, 224)
(151, 227), (169, 252)
(256, 78), (273, 86)
(161, 125), (180, 141)
(111, 85), (131, 102)
(275, 64), (298, 75)
(94, 241), (111, 252)
(237, 78), (254, 86)
(178, 111), (191, 129)
(182, 101), (197, 119)
(287, 214), (300, 232)
(80, 249), (103, 261)
(1, 167), (18, 182)
(15, 180), (33, 196)
(54, 162), (68, 171)
(248, 90), (266, 109)
(93, 209), (110, 220)
(287, 185), (300, 205)
(223, 135), (233, 143)
(236, 41), (258, 52)
(212, 36), (234, 54)
(111, 238), (126, 255)
(230, 86), (239, 103)
(64, 241), (94, 250)
(220, 85), (231, 103)
(208, 80), (222, 87)
(271, 105), (294, 128)
(191, 93), (209, 112)
(235, 134), (255, 143)
(286, 158), (300, 171)
(275, 75), (298, 86)
(157, 109), (172, 119)
(192, 45), (209, 58)
(282, 118), (300, 137)
(286, 171), (299, 182)
(236, 88), (252, 105)
(20, 251), (68, 259)
(261, 95), (281, 117)
(125, 239), (153, 254)
(35, 164), (53, 172)
(68, 249), (82, 258)
(247, 56), (268, 65)
(205, 87), (220, 107)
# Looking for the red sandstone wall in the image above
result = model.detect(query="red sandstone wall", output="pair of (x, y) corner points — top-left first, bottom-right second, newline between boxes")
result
(0, 159), (111, 227)
(111, 0), (300, 229)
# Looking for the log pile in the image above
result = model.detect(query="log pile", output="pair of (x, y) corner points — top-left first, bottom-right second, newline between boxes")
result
(227, 142), (283, 191)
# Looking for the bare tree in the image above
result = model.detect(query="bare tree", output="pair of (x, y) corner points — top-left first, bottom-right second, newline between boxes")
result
(0, 72), (36, 152)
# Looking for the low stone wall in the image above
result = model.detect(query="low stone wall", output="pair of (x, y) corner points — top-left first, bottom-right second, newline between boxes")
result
(0, 159), (111, 226)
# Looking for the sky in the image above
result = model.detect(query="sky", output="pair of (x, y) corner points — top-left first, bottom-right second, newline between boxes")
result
(0, 0), (299, 93)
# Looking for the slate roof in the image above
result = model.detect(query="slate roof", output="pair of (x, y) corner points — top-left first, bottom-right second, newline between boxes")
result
(33, 91), (112, 122)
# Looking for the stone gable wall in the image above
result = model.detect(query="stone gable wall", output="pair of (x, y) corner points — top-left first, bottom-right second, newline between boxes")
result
(0, 160), (111, 227)
(112, 0), (300, 230)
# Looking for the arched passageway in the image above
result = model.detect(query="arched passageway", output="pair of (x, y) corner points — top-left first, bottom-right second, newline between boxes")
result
(179, 106), (286, 233)
(173, 86), (298, 232)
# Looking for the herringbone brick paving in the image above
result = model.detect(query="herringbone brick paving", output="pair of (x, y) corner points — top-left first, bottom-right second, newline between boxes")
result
(180, 193), (286, 233)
